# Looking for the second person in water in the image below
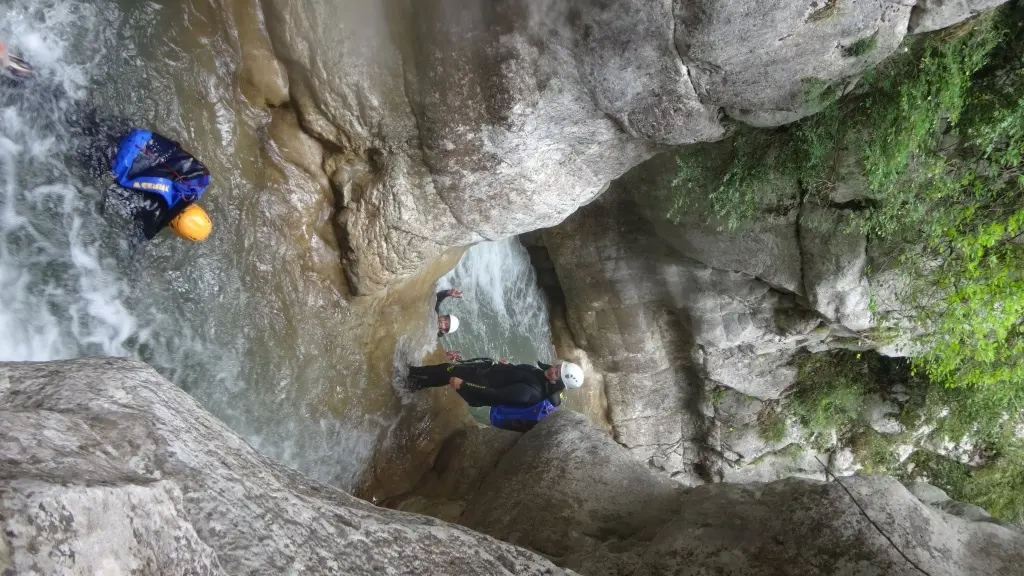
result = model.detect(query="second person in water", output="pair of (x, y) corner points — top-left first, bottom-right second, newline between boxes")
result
(436, 288), (462, 337)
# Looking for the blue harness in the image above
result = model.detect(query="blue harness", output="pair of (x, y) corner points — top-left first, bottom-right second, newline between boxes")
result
(112, 129), (210, 208)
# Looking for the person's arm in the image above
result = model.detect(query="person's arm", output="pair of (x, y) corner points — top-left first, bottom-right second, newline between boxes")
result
(434, 288), (463, 313)
(435, 291), (449, 314)
(133, 193), (179, 240)
(548, 391), (564, 407)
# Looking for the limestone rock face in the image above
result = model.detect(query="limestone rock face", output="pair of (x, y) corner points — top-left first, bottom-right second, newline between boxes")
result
(541, 145), (927, 483)
(909, 0), (1011, 33)
(677, 0), (913, 126)
(800, 206), (874, 332)
(461, 412), (1024, 576)
(260, 0), (724, 293)
(461, 412), (687, 572)
(384, 425), (522, 523)
(252, 0), (1007, 293)
(0, 358), (571, 576)
(631, 146), (805, 295)
(542, 189), (833, 480)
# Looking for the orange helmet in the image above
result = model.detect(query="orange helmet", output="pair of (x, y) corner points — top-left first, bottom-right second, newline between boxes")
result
(169, 204), (212, 241)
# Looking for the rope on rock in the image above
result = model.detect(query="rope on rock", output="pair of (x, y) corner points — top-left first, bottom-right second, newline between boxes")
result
(814, 456), (932, 576)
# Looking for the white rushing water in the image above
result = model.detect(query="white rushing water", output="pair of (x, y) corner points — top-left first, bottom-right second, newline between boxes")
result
(0, 0), (135, 361)
(437, 238), (555, 365)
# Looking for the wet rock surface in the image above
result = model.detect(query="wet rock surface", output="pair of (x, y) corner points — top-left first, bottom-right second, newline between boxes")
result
(5, 360), (1020, 576)
(0, 358), (571, 576)
(252, 0), (978, 293)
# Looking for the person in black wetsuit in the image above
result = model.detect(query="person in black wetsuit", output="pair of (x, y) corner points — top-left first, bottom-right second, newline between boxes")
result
(408, 358), (584, 408)
(435, 287), (466, 361)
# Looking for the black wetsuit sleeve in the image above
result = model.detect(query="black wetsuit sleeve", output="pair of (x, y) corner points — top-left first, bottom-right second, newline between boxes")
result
(456, 363), (549, 407)
(548, 391), (564, 407)
(133, 193), (188, 240)
(436, 291), (451, 336)
(537, 361), (552, 371)
(458, 382), (542, 407)
(435, 290), (450, 314)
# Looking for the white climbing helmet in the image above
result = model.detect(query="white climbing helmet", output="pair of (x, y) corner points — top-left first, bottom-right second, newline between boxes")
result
(560, 361), (584, 389)
(447, 314), (460, 334)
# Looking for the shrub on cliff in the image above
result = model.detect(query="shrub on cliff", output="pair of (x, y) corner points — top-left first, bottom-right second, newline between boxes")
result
(775, 350), (1024, 524)
(675, 4), (1024, 524)
(674, 5), (1024, 392)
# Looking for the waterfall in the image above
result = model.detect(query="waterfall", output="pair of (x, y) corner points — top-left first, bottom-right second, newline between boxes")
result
(0, 0), (133, 362)
(437, 238), (556, 366)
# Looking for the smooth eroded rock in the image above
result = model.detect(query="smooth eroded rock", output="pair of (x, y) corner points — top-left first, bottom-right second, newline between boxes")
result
(0, 358), (573, 576)
(260, 0), (725, 293)
(459, 411), (1024, 576)
(909, 0), (1010, 33)
(677, 0), (913, 125)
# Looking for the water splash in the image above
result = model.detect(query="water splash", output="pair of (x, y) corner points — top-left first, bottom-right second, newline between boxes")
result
(437, 237), (555, 365)
(0, 0), (137, 361)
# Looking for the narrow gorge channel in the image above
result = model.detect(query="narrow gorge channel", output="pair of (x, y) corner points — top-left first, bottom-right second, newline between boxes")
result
(2, 0), (1022, 574)
(0, 0), (557, 494)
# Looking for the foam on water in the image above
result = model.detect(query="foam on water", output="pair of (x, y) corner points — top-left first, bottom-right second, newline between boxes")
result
(0, 0), (138, 361)
(438, 238), (555, 365)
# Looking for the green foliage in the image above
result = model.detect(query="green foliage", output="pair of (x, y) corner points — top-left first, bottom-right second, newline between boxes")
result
(672, 5), (1024, 393)
(799, 77), (841, 109)
(779, 348), (1024, 522)
(967, 440), (1024, 523)
(786, 351), (890, 437)
(672, 7), (1024, 521)
(843, 35), (878, 58)
(904, 451), (973, 501)
(670, 131), (788, 230)
(852, 429), (900, 473)
(901, 374), (1024, 445)
(709, 386), (728, 406)
(757, 404), (787, 443)
(906, 442), (1024, 524)
(790, 373), (865, 436)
